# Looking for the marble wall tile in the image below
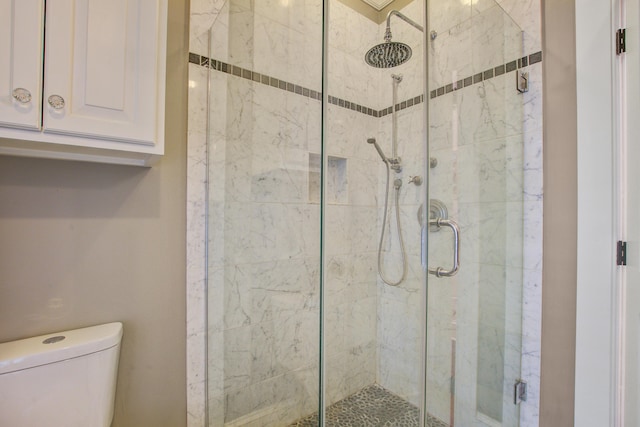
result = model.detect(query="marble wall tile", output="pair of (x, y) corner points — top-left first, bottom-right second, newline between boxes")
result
(329, 1), (382, 109)
(226, 8), (255, 69)
(254, 0), (307, 34)
(471, 4), (521, 74)
(425, 272), (457, 422)
(462, 201), (524, 268)
(187, 377), (206, 427)
(326, 106), (380, 162)
(428, 16), (473, 90)
(496, 0), (542, 53)
(400, 206), (427, 257)
(458, 77), (523, 145)
(377, 293), (423, 406)
(347, 157), (379, 206)
(324, 341), (377, 405)
(190, 0), (229, 56)
(523, 62), (543, 145)
(329, 50), (379, 110)
(523, 200), (543, 272)
(429, 0), (474, 37)
(520, 66), (543, 407)
(224, 364), (319, 426)
(448, 263), (480, 427)
(476, 263), (524, 424)
(521, 263), (542, 427)
(223, 263), (319, 331)
(187, 62), (209, 427)
(252, 15), (305, 86)
(208, 4), (230, 62)
(250, 204), (311, 261)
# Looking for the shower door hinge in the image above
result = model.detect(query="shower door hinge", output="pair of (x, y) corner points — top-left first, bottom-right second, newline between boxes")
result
(617, 28), (626, 55)
(514, 379), (528, 405)
(617, 240), (627, 266)
(516, 71), (529, 94)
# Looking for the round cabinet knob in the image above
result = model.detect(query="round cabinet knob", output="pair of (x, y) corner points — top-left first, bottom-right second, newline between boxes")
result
(47, 94), (65, 110)
(12, 88), (32, 104)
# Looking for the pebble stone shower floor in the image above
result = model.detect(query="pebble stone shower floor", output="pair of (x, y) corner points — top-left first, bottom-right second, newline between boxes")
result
(288, 384), (449, 427)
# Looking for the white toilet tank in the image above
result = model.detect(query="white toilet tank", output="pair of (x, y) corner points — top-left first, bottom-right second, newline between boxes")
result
(0, 322), (123, 427)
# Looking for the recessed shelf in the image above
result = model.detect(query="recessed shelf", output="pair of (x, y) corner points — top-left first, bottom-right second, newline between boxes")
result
(308, 153), (348, 204)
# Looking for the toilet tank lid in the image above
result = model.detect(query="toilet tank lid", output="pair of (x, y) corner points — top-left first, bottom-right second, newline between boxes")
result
(0, 322), (123, 375)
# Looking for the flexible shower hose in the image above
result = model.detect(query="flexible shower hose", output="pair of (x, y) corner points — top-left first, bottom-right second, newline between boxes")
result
(376, 161), (407, 286)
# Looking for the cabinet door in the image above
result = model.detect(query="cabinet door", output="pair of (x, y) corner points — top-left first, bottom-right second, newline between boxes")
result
(0, 0), (44, 130)
(43, 0), (165, 146)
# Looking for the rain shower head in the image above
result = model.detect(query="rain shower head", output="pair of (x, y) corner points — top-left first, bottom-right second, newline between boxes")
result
(365, 42), (412, 68)
(364, 10), (424, 69)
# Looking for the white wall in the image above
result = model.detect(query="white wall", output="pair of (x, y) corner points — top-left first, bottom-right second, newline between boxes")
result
(574, 0), (615, 425)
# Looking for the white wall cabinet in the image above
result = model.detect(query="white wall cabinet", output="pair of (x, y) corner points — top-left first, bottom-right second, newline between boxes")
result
(0, 0), (167, 166)
(0, 1), (44, 131)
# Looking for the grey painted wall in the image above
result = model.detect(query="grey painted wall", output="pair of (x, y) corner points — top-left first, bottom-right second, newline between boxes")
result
(540, 0), (578, 425)
(0, 0), (189, 425)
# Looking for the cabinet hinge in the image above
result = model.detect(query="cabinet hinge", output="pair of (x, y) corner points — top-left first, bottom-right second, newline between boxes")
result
(618, 241), (627, 266)
(617, 28), (626, 55)
(514, 379), (528, 404)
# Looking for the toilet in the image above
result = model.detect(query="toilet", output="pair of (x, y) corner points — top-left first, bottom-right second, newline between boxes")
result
(0, 322), (123, 426)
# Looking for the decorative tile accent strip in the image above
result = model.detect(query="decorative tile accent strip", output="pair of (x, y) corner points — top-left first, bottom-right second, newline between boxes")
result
(189, 50), (543, 115)
(529, 51), (543, 64)
(418, 50), (542, 100)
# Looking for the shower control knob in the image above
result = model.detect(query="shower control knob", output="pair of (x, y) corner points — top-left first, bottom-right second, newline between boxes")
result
(409, 176), (423, 186)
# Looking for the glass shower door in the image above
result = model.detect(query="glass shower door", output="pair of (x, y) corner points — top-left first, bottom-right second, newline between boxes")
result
(320, 0), (526, 425)
(426, 1), (525, 426)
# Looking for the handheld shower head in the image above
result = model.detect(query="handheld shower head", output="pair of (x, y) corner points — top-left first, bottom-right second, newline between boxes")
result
(367, 137), (389, 163)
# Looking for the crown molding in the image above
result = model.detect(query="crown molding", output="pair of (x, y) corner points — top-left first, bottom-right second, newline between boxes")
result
(361, 0), (394, 11)
(336, 0), (416, 24)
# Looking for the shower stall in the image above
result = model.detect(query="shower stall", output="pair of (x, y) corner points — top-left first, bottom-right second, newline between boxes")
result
(187, 0), (541, 425)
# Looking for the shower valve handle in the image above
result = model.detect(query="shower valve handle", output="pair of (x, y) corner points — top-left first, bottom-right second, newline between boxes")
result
(409, 176), (422, 186)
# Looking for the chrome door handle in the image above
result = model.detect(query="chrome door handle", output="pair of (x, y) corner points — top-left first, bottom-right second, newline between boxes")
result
(428, 218), (460, 278)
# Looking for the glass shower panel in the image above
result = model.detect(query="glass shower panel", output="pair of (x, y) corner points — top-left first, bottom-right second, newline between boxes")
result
(321, 0), (429, 425)
(202, 0), (528, 426)
(205, 1), (323, 425)
(427, 1), (524, 426)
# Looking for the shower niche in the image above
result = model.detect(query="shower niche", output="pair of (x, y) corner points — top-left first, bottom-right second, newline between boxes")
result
(308, 153), (348, 204)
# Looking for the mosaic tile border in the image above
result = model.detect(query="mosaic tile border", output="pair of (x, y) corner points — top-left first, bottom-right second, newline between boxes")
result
(430, 50), (542, 99)
(189, 50), (542, 117)
(188, 52), (386, 117)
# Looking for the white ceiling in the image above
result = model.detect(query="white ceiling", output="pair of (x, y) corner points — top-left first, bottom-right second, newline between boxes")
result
(360, 0), (394, 11)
